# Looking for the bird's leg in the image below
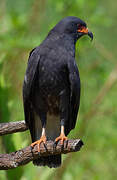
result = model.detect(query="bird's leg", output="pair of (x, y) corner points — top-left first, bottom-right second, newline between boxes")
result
(31, 127), (47, 152)
(55, 125), (68, 145)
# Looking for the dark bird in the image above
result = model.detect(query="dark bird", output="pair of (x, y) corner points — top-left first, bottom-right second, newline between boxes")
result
(23, 16), (93, 168)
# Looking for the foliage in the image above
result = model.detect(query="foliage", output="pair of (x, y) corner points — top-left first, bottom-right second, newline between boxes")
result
(0, 0), (117, 179)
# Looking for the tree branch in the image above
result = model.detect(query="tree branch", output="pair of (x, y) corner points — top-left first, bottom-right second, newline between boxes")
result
(0, 121), (28, 135)
(0, 139), (83, 170)
(0, 121), (83, 170)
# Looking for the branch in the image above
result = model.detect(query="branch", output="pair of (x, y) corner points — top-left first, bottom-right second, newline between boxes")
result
(0, 121), (83, 169)
(0, 121), (28, 135)
(0, 139), (83, 170)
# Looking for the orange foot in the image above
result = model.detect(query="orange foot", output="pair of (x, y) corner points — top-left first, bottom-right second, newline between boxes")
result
(55, 133), (68, 145)
(31, 135), (47, 152)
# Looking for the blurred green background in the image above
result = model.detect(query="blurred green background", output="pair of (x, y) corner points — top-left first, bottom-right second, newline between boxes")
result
(0, 0), (117, 179)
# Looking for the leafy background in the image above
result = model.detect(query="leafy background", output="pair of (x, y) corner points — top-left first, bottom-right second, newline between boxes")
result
(0, 0), (117, 179)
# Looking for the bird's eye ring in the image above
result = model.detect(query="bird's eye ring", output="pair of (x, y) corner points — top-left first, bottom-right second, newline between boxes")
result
(77, 24), (82, 28)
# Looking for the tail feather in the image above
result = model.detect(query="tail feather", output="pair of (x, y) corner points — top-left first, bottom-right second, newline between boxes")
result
(31, 111), (61, 168)
(33, 154), (61, 168)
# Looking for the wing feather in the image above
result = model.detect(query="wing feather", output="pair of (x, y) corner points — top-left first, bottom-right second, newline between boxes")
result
(23, 48), (40, 127)
(65, 59), (80, 135)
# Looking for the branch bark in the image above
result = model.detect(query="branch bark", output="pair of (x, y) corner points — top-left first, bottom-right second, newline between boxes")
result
(0, 139), (83, 170)
(0, 121), (28, 135)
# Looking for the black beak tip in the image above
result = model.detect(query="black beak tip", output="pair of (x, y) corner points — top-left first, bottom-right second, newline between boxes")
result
(88, 31), (93, 41)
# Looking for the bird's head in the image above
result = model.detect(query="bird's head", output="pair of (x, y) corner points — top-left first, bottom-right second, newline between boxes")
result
(51, 16), (93, 43)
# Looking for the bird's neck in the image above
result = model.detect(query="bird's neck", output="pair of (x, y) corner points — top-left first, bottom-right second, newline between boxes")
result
(47, 32), (76, 57)
(61, 33), (76, 57)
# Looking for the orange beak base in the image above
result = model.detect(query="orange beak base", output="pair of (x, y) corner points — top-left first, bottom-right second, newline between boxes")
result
(77, 26), (93, 40)
(77, 27), (89, 34)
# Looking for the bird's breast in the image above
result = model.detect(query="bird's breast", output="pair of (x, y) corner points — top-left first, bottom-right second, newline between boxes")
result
(47, 95), (60, 116)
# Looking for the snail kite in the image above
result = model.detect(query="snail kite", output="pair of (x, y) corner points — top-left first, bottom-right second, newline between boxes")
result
(23, 16), (93, 168)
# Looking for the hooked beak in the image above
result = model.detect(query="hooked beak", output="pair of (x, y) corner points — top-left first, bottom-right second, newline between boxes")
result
(78, 27), (93, 41)
(88, 31), (93, 41)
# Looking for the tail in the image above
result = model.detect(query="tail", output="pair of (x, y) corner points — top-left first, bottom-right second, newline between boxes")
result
(33, 155), (61, 168)
(30, 111), (61, 168)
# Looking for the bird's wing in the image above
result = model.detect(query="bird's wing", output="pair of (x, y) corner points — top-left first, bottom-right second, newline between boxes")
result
(23, 48), (40, 127)
(65, 58), (80, 135)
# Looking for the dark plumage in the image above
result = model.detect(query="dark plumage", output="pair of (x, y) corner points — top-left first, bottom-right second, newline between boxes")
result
(23, 16), (93, 168)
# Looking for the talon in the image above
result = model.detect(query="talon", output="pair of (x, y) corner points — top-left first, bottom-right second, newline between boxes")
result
(53, 142), (57, 150)
(31, 135), (47, 152)
(55, 134), (68, 145)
